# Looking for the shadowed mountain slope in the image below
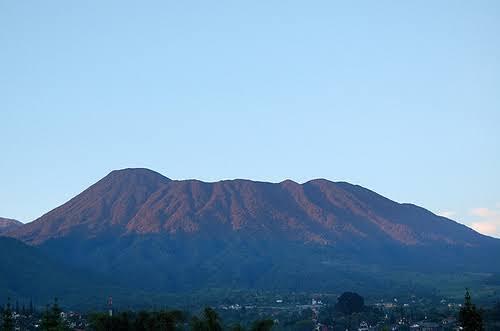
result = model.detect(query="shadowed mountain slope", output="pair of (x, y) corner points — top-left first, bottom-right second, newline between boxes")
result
(0, 236), (116, 307)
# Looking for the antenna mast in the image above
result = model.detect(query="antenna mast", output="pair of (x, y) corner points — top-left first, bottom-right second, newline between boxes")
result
(108, 296), (113, 317)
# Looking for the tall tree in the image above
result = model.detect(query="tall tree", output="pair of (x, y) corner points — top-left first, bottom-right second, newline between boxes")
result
(191, 316), (205, 331)
(250, 319), (274, 331)
(1, 298), (14, 331)
(190, 307), (223, 331)
(41, 304), (53, 330)
(41, 298), (67, 331)
(29, 299), (34, 315)
(160, 310), (185, 331)
(203, 307), (222, 331)
(231, 323), (245, 331)
(459, 289), (484, 331)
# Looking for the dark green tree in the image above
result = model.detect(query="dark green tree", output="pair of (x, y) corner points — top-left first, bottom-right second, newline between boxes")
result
(335, 292), (364, 315)
(293, 320), (315, 331)
(486, 302), (500, 321)
(190, 307), (222, 331)
(159, 310), (185, 331)
(40, 298), (67, 331)
(203, 307), (222, 331)
(89, 312), (123, 331)
(41, 304), (55, 330)
(90, 310), (186, 331)
(459, 289), (484, 331)
(231, 323), (245, 331)
(190, 316), (205, 331)
(250, 319), (274, 331)
(1, 298), (14, 331)
(134, 310), (150, 331)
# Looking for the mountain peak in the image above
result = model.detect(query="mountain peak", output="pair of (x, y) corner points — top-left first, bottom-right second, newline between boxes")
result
(97, 167), (172, 190)
(9, 168), (171, 243)
(106, 168), (170, 181)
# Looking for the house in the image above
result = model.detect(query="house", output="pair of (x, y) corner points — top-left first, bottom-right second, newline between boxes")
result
(441, 317), (458, 329)
(358, 321), (369, 331)
(410, 321), (441, 331)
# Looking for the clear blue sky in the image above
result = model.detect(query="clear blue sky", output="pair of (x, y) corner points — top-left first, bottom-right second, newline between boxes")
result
(1, 1), (499, 237)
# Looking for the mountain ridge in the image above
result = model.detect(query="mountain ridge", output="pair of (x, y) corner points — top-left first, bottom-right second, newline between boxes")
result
(9, 168), (494, 246)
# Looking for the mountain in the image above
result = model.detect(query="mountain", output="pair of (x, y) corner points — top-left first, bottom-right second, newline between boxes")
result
(7, 168), (500, 298)
(0, 217), (22, 234)
(10, 168), (492, 247)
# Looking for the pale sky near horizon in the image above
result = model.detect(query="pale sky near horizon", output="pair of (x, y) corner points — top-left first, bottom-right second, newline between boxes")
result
(1, 1), (499, 238)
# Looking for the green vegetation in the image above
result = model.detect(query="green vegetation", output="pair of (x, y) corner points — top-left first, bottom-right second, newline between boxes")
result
(191, 307), (222, 331)
(459, 289), (484, 331)
(90, 310), (186, 331)
(334, 292), (364, 315)
(2, 236), (500, 310)
(40, 298), (69, 331)
(2, 289), (500, 330)
(89, 307), (275, 331)
(1, 298), (13, 331)
(249, 319), (274, 331)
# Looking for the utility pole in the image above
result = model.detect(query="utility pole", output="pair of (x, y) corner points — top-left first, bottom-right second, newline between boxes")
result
(108, 296), (113, 317)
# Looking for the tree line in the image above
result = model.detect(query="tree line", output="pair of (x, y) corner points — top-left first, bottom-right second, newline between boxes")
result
(90, 307), (273, 331)
(1, 290), (497, 330)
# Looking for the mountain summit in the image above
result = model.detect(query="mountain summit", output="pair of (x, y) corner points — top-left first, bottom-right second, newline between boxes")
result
(11, 168), (171, 243)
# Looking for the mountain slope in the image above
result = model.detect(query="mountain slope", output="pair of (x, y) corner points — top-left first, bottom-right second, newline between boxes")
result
(0, 217), (22, 234)
(0, 235), (198, 309)
(0, 236), (113, 307)
(7, 168), (500, 295)
(10, 168), (170, 243)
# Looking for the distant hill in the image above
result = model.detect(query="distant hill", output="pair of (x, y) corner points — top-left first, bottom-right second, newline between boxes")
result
(0, 235), (194, 309)
(0, 236), (111, 308)
(6, 168), (500, 298)
(0, 217), (22, 234)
